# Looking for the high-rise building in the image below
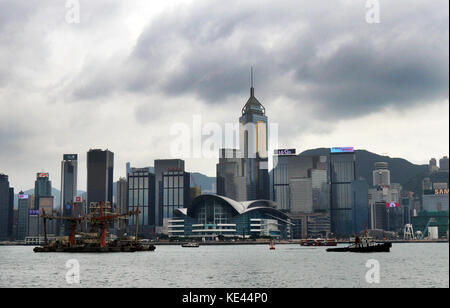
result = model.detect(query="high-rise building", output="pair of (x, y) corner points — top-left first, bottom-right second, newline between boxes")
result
(126, 162), (131, 177)
(87, 149), (114, 207)
(28, 210), (40, 237)
(0, 174), (14, 240)
(351, 178), (369, 234)
(161, 169), (190, 234)
(127, 168), (155, 236)
(373, 162), (391, 187)
(429, 158), (439, 173)
(154, 159), (185, 228)
(289, 177), (313, 213)
(60, 154), (78, 218)
(368, 183), (403, 232)
(116, 177), (128, 236)
(38, 196), (54, 235)
(239, 70), (269, 200)
(17, 192), (30, 240)
(330, 147), (356, 236)
(439, 156), (449, 171)
(311, 168), (329, 212)
(8, 187), (14, 238)
(216, 149), (247, 201)
(34, 172), (51, 209)
(116, 177), (128, 212)
(272, 152), (327, 212)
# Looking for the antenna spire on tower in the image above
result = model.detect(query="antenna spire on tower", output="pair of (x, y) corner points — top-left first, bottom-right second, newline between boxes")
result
(250, 66), (254, 97)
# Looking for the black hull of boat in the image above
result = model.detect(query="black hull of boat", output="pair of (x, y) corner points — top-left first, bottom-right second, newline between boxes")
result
(33, 245), (156, 253)
(327, 242), (392, 253)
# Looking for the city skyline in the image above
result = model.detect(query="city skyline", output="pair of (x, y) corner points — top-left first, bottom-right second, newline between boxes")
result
(0, 0), (449, 190)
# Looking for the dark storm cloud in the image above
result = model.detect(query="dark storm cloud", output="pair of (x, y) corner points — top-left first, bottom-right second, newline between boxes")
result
(70, 0), (449, 120)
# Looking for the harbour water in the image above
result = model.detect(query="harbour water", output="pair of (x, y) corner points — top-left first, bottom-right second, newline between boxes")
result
(0, 243), (448, 288)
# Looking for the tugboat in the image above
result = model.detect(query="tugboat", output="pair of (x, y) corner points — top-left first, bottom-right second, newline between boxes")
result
(326, 235), (391, 253)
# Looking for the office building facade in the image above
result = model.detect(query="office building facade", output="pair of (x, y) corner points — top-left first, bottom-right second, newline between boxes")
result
(0, 174), (14, 240)
(373, 162), (391, 187)
(60, 154), (78, 217)
(439, 156), (449, 171)
(17, 192), (30, 240)
(330, 148), (356, 236)
(272, 153), (329, 213)
(87, 149), (114, 206)
(161, 169), (190, 234)
(34, 172), (51, 209)
(239, 81), (270, 201)
(216, 149), (247, 201)
(351, 178), (369, 234)
(127, 167), (156, 236)
(155, 159), (185, 228)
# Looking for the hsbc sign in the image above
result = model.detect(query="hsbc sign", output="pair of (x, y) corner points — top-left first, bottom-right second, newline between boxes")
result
(386, 202), (400, 208)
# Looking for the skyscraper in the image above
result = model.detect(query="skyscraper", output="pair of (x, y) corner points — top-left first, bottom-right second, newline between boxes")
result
(0, 174), (13, 240)
(127, 168), (155, 236)
(87, 149), (114, 207)
(161, 169), (190, 233)
(351, 178), (369, 234)
(38, 196), (54, 235)
(330, 147), (356, 236)
(34, 172), (51, 209)
(373, 162), (391, 187)
(154, 159), (185, 228)
(272, 153), (329, 213)
(216, 149), (247, 201)
(439, 156), (449, 171)
(238, 69), (269, 200)
(429, 158), (438, 173)
(17, 192), (29, 240)
(60, 154), (78, 219)
(116, 177), (128, 236)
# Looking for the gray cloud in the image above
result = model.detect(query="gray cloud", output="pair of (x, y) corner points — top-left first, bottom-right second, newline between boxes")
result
(0, 0), (448, 190)
(69, 0), (449, 121)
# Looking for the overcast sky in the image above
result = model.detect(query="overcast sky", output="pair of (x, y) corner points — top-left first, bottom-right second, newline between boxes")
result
(0, 0), (448, 191)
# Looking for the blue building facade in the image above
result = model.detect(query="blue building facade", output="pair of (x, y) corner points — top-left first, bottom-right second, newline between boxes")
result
(351, 179), (369, 234)
(330, 148), (356, 236)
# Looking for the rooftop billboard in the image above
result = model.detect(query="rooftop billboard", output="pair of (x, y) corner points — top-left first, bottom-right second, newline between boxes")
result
(63, 154), (78, 161)
(331, 147), (354, 153)
(274, 149), (296, 156)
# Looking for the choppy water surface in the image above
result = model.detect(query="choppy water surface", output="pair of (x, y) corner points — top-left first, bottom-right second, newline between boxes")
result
(0, 243), (448, 288)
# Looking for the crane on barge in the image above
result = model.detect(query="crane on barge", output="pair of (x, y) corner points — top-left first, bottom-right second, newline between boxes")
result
(34, 203), (155, 253)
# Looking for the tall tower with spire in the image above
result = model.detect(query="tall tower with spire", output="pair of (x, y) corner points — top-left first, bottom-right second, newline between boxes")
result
(239, 67), (270, 200)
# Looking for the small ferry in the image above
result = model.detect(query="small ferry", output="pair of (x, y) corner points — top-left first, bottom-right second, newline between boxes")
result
(326, 236), (391, 253)
(182, 242), (200, 248)
(300, 238), (337, 247)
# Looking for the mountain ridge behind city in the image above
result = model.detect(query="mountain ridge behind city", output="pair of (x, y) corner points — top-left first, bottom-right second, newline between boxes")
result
(14, 148), (447, 207)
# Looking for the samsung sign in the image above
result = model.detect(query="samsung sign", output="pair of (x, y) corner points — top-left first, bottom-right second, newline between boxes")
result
(29, 210), (40, 216)
(331, 147), (355, 153)
(274, 149), (296, 155)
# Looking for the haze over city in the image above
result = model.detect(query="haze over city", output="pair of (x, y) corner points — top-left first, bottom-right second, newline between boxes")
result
(0, 0), (448, 190)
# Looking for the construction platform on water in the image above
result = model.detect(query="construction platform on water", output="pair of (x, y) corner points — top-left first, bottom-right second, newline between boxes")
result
(33, 202), (156, 253)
